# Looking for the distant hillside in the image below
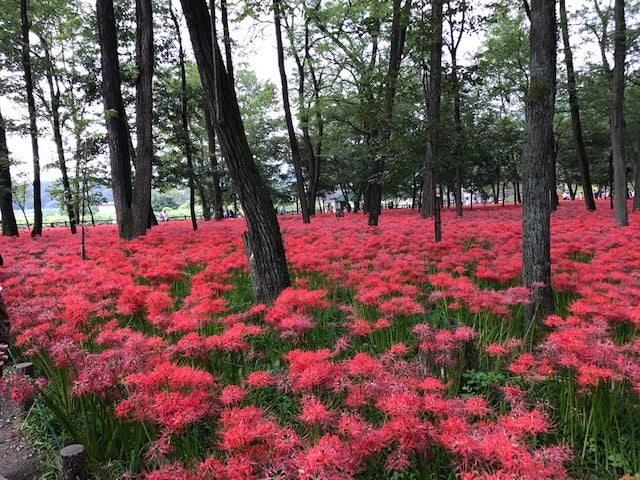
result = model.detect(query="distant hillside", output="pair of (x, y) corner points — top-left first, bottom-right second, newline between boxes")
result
(14, 180), (113, 210)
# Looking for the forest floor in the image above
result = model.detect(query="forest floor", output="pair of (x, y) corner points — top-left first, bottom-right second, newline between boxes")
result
(0, 392), (45, 480)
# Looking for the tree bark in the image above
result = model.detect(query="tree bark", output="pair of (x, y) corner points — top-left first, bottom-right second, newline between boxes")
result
(274, 0), (310, 224)
(559, 0), (596, 211)
(219, 0), (235, 87)
(180, 0), (290, 303)
(203, 102), (224, 220)
(421, 0), (443, 221)
(20, 0), (42, 237)
(522, 0), (556, 327)
(170, 6), (197, 231)
(132, 0), (154, 237)
(302, 23), (322, 216)
(96, 0), (134, 238)
(612, 0), (628, 226)
(369, 0), (411, 227)
(0, 110), (19, 237)
(39, 37), (78, 233)
(446, 4), (466, 217)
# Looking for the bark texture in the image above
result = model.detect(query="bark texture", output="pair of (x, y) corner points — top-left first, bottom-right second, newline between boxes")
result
(0, 110), (18, 237)
(96, 0), (134, 238)
(20, 0), (42, 236)
(612, 0), (628, 226)
(421, 0), (443, 221)
(274, 0), (310, 224)
(522, 0), (556, 327)
(559, 0), (596, 211)
(180, 0), (290, 303)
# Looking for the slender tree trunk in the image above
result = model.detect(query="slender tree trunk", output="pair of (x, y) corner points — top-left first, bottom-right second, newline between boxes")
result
(612, 0), (628, 226)
(20, 0), (42, 237)
(559, 0), (596, 211)
(288, 14), (322, 216)
(0, 110), (18, 236)
(522, 0), (556, 327)
(181, 0), (290, 302)
(170, 6), (197, 231)
(421, 0), (442, 221)
(203, 103), (224, 220)
(274, 0), (310, 224)
(446, 5), (466, 217)
(220, 0), (234, 87)
(97, 0), (134, 238)
(39, 38), (78, 234)
(132, 0), (154, 237)
(369, 0), (411, 227)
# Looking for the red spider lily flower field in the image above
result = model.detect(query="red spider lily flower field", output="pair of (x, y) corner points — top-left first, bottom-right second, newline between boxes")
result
(1, 201), (640, 479)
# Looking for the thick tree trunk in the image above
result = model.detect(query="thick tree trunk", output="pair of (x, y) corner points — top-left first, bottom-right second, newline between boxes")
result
(96, 0), (134, 238)
(21, 0), (42, 237)
(132, 0), (154, 237)
(559, 0), (596, 211)
(181, 0), (290, 303)
(612, 0), (628, 226)
(522, 0), (556, 327)
(550, 146), (558, 211)
(274, 0), (310, 224)
(0, 110), (18, 237)
(421, 0), (442, 221)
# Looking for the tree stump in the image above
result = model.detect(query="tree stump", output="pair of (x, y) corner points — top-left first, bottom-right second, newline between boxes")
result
(61, 444), (88, 480)
(15, 362), (34, 377)
(15, 362), (35, 409)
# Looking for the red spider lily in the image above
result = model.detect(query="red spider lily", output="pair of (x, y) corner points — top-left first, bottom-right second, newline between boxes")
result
(298, 395), (334, 426)
(115, 361), (216, 434)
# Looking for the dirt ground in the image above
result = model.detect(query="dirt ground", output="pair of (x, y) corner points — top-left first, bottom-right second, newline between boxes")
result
(0, 392), (44, 480)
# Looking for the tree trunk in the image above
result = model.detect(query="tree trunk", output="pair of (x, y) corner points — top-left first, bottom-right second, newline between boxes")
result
(0, 110), (19, 237)
(612, 0), (628, 226)
(288, 14), (322, 216)
(203, 103), (224, 220)
(20, 0), (42, 237)
(274, 0), (310, 224)
(96, 0), (134, 238)
(180, 0), (290, 303)
(132, 0), (154, 237)
(39, 37), (78, 234)
(170, 6), (197, 231)
(421, 0), (442, 221)
(559, 0), (596, 211)
(550, 142), (558, 211)
(522, 0), (556, 327)
(369, 0), (411, 227)
(446, 5), (466, 217)
(220, 0), (235, 87)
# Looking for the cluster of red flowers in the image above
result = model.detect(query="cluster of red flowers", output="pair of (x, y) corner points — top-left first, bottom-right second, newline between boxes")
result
(0, 201), (638, 478)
